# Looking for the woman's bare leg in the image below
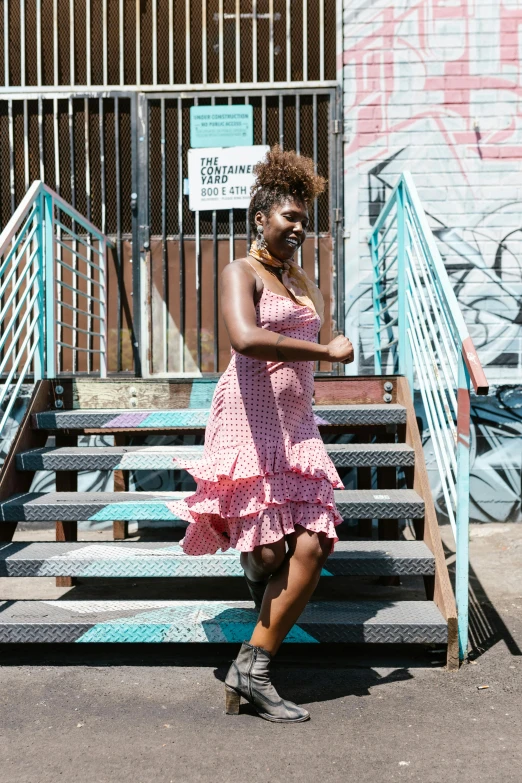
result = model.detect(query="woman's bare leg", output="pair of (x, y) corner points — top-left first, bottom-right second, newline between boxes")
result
(249, 526), (331, 654)
(240, 539), (286, 582)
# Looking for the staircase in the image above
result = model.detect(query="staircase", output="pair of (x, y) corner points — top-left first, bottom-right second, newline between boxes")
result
(0, 376), (457, 668)
(0, 174), (490, 669)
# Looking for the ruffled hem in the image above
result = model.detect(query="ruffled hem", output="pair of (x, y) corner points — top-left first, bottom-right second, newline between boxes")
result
(176, 501), (341, 555)
(167, 471), (341, 521)
(173, 438), (343, 488)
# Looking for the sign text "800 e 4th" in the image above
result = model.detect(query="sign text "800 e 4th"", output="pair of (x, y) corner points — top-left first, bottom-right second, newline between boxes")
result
(188, 145), (270, 211)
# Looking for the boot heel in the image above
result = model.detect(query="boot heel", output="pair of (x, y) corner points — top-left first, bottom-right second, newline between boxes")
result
(225, 686), (241, 715)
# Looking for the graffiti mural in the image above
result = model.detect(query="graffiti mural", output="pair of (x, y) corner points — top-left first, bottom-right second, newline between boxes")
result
(418, 389), (522, 525)
(343, 0), (522, 521)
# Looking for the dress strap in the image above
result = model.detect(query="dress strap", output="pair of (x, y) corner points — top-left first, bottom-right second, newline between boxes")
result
(244, 257), (267, 304)
(244, 256), (265, 286)
(245, 255), (297, 305)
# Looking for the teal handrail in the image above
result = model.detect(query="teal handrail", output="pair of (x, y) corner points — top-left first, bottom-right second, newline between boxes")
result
(369, 171), (489, 661)
(0, 181), (111, 439)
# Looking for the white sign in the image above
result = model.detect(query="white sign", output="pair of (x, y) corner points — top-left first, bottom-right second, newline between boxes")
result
(187, 145), (270, 211)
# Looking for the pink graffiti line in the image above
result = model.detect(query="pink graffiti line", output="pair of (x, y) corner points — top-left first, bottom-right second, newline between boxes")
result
(342, 0), (522, 163)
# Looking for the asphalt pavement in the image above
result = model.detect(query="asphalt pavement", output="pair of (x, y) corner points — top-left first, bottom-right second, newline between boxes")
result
(1, 522), (520, 783)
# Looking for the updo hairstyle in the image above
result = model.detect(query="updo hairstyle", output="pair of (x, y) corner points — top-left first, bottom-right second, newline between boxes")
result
(248, 145), (326, 234)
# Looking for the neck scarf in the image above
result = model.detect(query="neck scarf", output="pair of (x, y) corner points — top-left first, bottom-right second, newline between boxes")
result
(249, 243), (325, 326)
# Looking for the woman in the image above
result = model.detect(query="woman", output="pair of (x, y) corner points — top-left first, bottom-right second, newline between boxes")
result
(169, 146), (353, 723)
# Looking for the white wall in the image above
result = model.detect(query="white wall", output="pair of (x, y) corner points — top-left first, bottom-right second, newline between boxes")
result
(342, 0), (522, 385)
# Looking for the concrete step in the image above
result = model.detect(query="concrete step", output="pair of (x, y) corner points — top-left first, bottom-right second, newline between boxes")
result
(16, 443), (416, 471)
(0, 599), (447, 644)
(0, 540), (434, 577)
(0, 490), (425, 523)
(31, 404), (407, 431)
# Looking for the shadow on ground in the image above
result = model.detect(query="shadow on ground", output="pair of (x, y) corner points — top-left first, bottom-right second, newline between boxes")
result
(443, 540), (522, 660)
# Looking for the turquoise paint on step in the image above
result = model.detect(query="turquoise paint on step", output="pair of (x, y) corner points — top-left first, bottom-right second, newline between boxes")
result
(89, 502), (183, 522)
(136, 410), (210, 428)
(76, 604), (319, 643)
(188, 381), (218, 409)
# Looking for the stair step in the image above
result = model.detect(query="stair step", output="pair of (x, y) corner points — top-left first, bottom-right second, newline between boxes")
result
(324, 443), (415, 467)
(0, 490), (425, 522)
(31, 404), (407, 431)
(0, 599), (447, 644)
(0, 540), (434, 577)
(17, 442), (416, 471)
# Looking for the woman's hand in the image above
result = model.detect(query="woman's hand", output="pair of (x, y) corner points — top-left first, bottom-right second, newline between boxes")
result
(326, 334), (354, 364)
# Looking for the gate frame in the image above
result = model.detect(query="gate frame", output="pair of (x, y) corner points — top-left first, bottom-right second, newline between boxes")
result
(0, 88), (143, 374)
(135, 86), (344, 378)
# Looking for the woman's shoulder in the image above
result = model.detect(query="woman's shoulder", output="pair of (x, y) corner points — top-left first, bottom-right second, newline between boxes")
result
(229, 256), (251, 268)
(221, 257), (256, 280)
(221, 257), (263, 294)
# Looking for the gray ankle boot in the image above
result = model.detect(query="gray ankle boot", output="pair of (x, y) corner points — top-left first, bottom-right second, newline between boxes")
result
(224, 642), (310, 723)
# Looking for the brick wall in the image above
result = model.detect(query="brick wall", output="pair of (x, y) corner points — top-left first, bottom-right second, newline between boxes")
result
(342, 0), (522, 384)
(341, 0), (522, 524)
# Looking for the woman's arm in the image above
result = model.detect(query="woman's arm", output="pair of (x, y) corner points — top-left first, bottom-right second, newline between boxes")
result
(221, 261), (353, 363)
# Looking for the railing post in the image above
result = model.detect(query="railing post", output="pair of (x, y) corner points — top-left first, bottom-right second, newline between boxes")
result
(43, 190), (56, 379)
(100, 237), (108, 377)
(456, 351), (471, 660)
(370, 233), (382, 374)
(397, 183), (414, 391)
(34, 194), (45, 381)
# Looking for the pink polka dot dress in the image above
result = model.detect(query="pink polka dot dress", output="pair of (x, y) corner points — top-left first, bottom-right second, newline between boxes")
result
(167, 287), (344, 555)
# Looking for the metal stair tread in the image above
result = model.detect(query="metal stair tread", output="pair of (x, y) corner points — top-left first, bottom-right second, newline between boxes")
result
(0, 489), (425, 521)
(0, 540), (435, 577)
(31, 404), (407, 431)
(17, 442), (416, 470)
(0, 599), (447, 644)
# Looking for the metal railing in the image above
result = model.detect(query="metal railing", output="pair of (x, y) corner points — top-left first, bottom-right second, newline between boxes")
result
(369, 171), (489, 661)
(0, 181), (110, 438)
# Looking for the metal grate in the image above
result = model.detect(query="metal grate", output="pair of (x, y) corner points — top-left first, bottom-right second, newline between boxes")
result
(141, 88), (340, 376)
(0, 94), (136, 373)
(0, 3), (339, 377)
(1, 1), (336, 89)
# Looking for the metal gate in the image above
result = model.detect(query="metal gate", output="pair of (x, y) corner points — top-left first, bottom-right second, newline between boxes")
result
(1, 1), (341, 378)
(0, 93), (141, 374)
(136, 88), (343, 376)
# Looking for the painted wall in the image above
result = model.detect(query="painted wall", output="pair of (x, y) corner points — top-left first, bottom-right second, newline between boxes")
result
(342, 0), (522, 523)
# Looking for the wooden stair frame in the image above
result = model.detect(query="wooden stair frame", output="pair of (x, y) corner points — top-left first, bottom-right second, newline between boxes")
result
(0, 375), (459, 667)
(396, 377), (458, 670)
(0, 381), (78, 587)
(0, 380), (52, 544)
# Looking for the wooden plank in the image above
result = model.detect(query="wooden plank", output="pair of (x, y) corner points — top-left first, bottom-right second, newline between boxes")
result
(396, 377), (458, 670)
(55, 433), (78, 588)
(113, 432), (129, 540)
(0, 381), (52, 541)
(59, 378), (220, 410)
(314, 375), (397, 405)
(58, 376), (398, 410)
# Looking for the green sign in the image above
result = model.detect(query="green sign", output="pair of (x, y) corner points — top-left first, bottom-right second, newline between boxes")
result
(190, 105), (254, 148)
